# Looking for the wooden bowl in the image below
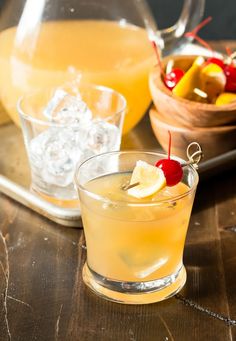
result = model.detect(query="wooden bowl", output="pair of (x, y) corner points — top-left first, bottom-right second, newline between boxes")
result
(149, 55), (236, 128)
(149, 107), (236, 160)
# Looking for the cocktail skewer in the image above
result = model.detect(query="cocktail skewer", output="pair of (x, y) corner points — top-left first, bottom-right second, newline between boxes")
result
(122, 142), (203, 191)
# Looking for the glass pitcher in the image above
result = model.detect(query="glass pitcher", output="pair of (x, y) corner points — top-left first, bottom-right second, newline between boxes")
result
(0, 0), (205, 133)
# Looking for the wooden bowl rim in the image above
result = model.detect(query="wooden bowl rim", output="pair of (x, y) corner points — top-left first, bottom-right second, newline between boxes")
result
(151, 54), (236, 112)
(149, 108), (236, 133)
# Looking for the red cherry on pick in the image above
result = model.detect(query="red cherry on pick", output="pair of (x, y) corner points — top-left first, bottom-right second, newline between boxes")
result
(155, 159), (183, 186)
(155, 131), (183, 186)
(164, 68), (185, 90)
(206, 57), (224, 69)
(224, 64), (236, 92)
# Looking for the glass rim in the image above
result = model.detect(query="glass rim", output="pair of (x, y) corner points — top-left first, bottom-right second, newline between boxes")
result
(17, 84), (127, 128)
(75, 150), (199, 207)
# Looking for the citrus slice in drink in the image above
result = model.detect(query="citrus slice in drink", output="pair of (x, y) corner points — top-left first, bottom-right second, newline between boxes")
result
(127, 161), (166, 198)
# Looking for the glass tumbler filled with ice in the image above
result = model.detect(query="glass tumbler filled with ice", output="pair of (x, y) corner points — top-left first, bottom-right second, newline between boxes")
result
(18, 84), (126, 206)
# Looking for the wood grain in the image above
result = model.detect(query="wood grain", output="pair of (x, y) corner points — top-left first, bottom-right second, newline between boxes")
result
(1, 171), (236, 340)
(149, 107), (236, 160)
(0, 41), (236, 341)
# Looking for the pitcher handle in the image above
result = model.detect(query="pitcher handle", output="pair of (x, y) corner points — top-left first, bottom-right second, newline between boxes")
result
(159, 0), (205, 56)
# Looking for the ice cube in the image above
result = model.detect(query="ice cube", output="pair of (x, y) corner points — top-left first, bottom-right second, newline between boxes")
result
(43, 89), (68, 119)
(43, 89), (92, 125)
(29, 94), (121, 189)
(29, 127), (83, 187)
(87, 119), (121, 154)
(79, 148), (96, 163)
(29, 129), (53, 169)
(120, 249), (168, 279)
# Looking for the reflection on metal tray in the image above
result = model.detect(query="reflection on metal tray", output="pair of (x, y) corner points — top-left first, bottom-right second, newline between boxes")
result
(0, 118), (236, 227)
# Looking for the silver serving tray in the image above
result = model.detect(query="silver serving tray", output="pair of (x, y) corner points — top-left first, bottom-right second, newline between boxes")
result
(0, 123), (83, 227)
(0, 120), (236, 227)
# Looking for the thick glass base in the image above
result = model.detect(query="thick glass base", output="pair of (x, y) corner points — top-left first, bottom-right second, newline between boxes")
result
(83, 263), (186, 305)
(31, 185), (79, 208)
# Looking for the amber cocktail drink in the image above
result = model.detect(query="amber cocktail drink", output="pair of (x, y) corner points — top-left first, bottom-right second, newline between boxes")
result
(76, 151), (198, 304)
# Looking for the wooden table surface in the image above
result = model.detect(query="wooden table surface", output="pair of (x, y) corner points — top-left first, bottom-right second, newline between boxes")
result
(0, 42), (236, 341)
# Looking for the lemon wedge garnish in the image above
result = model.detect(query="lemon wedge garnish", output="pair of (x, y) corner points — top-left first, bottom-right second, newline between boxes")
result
(127, 161), (166, 199)
(173, 56), (205, 100)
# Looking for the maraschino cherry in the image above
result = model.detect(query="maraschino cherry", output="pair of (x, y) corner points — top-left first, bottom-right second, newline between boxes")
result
(223, 64), (236, 92)
(151, 40), (185, 91)
(155, 131), (183, 186)
(206, 57), (224, 69)
(164, 69), (185, 90)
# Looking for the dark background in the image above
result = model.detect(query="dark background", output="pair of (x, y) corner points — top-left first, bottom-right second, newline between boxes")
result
(0, 0), (235, 40)
(148, 0), (236, 40)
